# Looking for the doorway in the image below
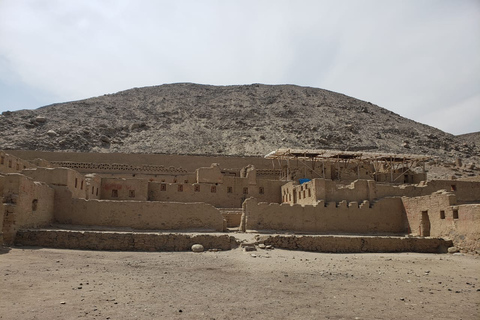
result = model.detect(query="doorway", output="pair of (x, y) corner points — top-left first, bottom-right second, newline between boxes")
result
(420, 210), (430, 237)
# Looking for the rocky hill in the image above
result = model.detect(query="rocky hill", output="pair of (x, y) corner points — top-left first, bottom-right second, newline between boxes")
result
(0, 83), (478, 162)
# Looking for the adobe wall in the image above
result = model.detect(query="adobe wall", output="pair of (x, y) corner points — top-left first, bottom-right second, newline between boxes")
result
(282, 178), (480, 205)
(1, 174), (54, 245)
(85, 174), (101, 200)
(242, 197), (406, 234)
(22, 167), (86, 199)
(148, 177), (283, 208)
(56, 199), (225, 232)
(101, 178), (148, 201)
(8, 150), (275, 171)
(0, 200), (4, 244)
(15, 229), (238, 251)
(402, 192), (480, 252)
(95, 172), (197, 183)
(0, 151), (36, 174)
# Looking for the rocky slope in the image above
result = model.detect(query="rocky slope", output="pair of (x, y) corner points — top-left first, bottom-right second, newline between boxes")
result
(0, 83), (478, 162)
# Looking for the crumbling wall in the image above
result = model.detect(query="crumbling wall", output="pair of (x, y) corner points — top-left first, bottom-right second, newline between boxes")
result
(283, 178), (480, 206)
(1, 174), (54, 245)
(148, 178), (282, 208)
(0, 151), (36, 174)
(15, 229), (238, 251)
(22, 167), (86, 199)
(101, 178), (148, 201)
(85, 174), (101, 200)
(56, 199), (225, 232)
(261, 235), (452, 253)
(243, 197), (406, 234)
(197, 163), (224, 184)
(402, 192), (480, 252)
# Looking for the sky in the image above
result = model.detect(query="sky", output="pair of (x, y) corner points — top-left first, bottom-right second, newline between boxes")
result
(0, 0), (479, 135)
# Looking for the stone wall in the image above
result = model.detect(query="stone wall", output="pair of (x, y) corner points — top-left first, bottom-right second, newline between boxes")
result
(15, 229), (238, 251)
(402, 191), (480, 252)
(56, 199), (226, 232)
(242, 197), (406, 234)
(261, 235), (452, 253)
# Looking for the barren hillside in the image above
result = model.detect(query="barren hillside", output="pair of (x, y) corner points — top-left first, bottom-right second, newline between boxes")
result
(0, 83), (478, 162)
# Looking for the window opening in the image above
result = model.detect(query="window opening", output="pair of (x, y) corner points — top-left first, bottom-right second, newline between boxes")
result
(111, 189), (118, 197)
(453, 209), (459, 219)
(440, 210), (445, 219)
(129, 190), (135, 198)
(32, 199), (38, 211)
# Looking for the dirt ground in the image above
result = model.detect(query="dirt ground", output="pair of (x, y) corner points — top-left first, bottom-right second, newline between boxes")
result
(0, 246), (479, 320)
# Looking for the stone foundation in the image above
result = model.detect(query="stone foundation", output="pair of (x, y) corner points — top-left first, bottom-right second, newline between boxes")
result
(15, 229), (238, 251)
(14, 229), (453, 253)
(261, 235), (453, 253)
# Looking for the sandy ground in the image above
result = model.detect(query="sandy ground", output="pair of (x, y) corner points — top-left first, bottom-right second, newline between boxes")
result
(0, 246), (479, 320)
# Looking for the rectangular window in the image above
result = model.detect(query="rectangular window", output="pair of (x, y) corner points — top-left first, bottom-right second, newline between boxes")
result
(453, 209), (459, 219)
(129, 190), (135, 198)
(211, 185), (216, 193)
(0, 156), (4, 164)
(178, 184), (183, 192)
(259, 187), (264, 194)
(308, 189), (311, 197)
(96, 188), (99, 196)
(243, 187), (248, 195)
(75, 178), (78, 188)
(80, 181), (84, 190)
(451, 185), (457, 191)
(184, 179), (188, 183)
(161, 184), (166, 191)
(227, 186), (233, 193)
(8, 160), (12, 168)
(112, 190), (118, 198)
(194, 185), (200, 192)
(440, 210), (445, 219)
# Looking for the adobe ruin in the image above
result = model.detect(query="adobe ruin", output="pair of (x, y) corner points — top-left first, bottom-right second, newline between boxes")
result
(1, 149), (479, 253)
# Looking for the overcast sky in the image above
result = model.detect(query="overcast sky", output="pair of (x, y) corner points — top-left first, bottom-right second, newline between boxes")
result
(0, 0), (479, 135)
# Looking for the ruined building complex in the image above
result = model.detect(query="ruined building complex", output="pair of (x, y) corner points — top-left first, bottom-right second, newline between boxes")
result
(1, 149), (479, 252)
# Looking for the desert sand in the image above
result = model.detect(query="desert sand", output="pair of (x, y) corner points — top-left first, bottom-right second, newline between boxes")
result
(0, 246), (478, 320)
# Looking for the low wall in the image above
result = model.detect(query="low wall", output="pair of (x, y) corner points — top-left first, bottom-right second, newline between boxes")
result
(261, 235), (453, 253)
(15, 229), (238, 251)
(56, 199), (225, 232)
(243, 197), (406, 234)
